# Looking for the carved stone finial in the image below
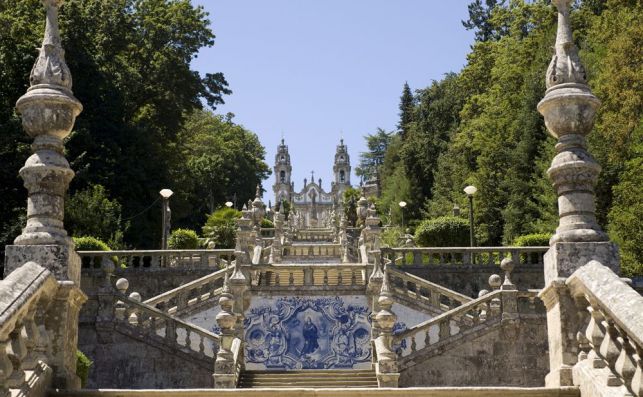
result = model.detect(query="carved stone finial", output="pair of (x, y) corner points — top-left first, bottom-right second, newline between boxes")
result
(537, 0), (607, 244)
(546, 0), (587, 89)
(500, 257), (516, 290)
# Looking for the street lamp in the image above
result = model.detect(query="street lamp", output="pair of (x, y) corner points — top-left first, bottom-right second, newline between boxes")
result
(463, 185), (477, 247)
(160, 189), (173, 250)
(225, 201), (233, 208)
(398, 201), (407, 229)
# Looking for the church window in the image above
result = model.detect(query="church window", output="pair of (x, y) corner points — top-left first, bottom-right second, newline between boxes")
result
(280, 170), (286, 183)
(340, 170), (345, 183)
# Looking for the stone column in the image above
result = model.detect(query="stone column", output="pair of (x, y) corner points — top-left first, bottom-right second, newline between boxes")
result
(3, 0), (87, 389)
(537, 0), (619, 387)
(361, 204), (382, 264)
(271, 206), (285, 263)
(214, 273), (237, 388)
(374, 267), (399, 387)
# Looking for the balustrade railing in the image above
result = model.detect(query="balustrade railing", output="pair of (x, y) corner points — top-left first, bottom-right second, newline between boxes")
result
(567, 261), (643, 397)
(283, 243), (342, 258)
(79, 249), (235, 271)
(253, 263), (368, 287)
(381, 246), (547, 267)
(115, 293), (220, 359)
(387, 266), (472, 311)
(0, 262), (58, 396)
(259, 228), (275, 238)
(143, 267), (230, 315)
(393, 289), (504, 359)
(294, 228), (336, 242)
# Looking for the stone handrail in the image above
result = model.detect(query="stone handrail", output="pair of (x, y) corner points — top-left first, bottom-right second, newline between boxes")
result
(393, 289), (504, 358)
(387, 266), (472, 312)
(115, 292), (220, 359)
(252, 263), (368, 287)
(381, 246), (547, 267)
(78, 249), (235, 270)
(566, 261), (643, 396)
(0, 262), (58, 396)
(143, 266), (231, 315)
(231, 337), (243, 387)
(283, 243), (342, 258)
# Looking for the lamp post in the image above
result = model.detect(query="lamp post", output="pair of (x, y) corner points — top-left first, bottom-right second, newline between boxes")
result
(225, 201), (233, 209)
(160, 189), (174, 250)
(463, 185), (477, 247)
(398, 201), (407, 230)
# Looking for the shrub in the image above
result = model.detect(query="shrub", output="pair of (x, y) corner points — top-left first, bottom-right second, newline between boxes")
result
(73, 236), (111, 251)
(513, 233), (551, 247)
(203, 207), (242, 249)
(76, 350), (92, 387)
(260, 218), (274, 228)
(73, 236), (118, 268)
(65, 184), (128, 248)
(414, 216), (469, 247)
(381, 226), (404, 248)
(168, 228), (199, 249)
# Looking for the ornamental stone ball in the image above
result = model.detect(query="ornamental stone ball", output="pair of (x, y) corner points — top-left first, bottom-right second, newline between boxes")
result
(128, 292), (142, 302)
(478, 289), (489, 298)
(115, 278), (129, 294)
(488, 274), (502, 290)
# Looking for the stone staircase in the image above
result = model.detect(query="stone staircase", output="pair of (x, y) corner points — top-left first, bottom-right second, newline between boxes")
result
(238, 369), (378, 388)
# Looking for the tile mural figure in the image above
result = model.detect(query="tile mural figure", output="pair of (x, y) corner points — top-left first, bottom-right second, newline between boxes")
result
(244, 296), (371, 370)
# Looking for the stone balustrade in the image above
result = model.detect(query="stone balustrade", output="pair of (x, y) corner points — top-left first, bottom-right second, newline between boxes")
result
(114, 290), (220, 359)
(567, 261), (643, 397)
(143, 266), (231, 315)
(78, 249), (235, 271)
(259, 228), (275, 238)
(393, 289), (504, 359)
(283, 243), (343, 259)
(387, 266), (472, 312)
(0, 262), (58, 397)
(294, 228), (336, 242)
(381, 246), (547, 267)
(252, 263), (368, 288)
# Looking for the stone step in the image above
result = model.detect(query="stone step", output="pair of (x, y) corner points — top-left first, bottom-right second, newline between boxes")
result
(238, 369), (379, 388)
(50, 387), (582, 396)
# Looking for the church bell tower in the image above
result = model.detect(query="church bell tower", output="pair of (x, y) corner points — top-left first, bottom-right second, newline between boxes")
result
(332, 138), (351, 200)
(273, 138), (293, 206)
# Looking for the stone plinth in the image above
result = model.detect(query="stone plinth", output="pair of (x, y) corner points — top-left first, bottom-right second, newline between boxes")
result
(4, 244), (80, 284)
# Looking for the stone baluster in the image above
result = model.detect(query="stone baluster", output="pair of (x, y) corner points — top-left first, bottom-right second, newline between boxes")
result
(373, 267), (399, 387)
(6, 321), (27, 389)
(537, 0), (620, 387)
(488, 274), (502, 317)
(478, 289), (490, 322)
(0, 329), (13, 397)
(632, 345), (643, 397)
(114, 278), (129, 321)
(214, 273), (237, 388)
(127, 292), (142, 326)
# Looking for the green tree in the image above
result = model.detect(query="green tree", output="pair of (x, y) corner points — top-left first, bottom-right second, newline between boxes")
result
(65, 185), (128, 248)
(397, 82), (414, 139)
(355, 128), (392, 183)
(202, 207), (241, 249)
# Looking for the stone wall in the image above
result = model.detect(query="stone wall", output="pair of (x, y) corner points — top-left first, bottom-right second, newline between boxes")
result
(401, 265), (544, 297)
(79, 324), (213, 389)
(399, 317), (549, 387)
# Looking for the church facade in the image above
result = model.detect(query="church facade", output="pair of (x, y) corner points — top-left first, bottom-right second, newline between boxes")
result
(272, 138), (352, 227)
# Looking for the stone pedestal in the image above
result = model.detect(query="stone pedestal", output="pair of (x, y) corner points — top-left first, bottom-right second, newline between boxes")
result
(544, 242), (619, 284)
(4, 244), (80, 283)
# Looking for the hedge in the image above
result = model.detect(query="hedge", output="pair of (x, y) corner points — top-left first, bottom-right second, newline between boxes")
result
(73, 236), (118, 268)
(168, 228), (199, 249)
(513, 233), (551, 247)
(414, 216), (469, 247)
(260, 218), (274, 228)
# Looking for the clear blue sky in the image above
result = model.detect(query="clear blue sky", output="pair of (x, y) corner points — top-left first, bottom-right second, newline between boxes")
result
(191, 0), (475, 202)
